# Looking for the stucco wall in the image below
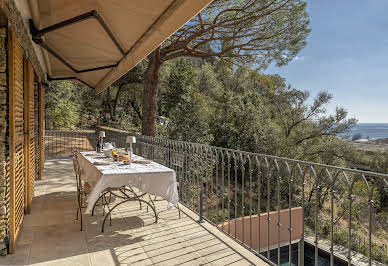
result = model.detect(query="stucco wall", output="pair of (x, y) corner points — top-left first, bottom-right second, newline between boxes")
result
(219, 207), (303, 251)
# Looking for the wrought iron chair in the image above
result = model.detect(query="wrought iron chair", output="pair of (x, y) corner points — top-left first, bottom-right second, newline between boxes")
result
(72, 149), (112, 230)
(72, 150), (87, 231)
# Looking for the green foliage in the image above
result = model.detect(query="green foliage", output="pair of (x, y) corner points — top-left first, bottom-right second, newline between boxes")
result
(331, 226), (388, 264)
(165, 61), (358, 166)
(160, 58), (213, 143)
(45, 81), (82, 129)
(160, 58), (198, 115)
(369, 152), (388, 213)
(370, 151), (388, 175)
(45, 64), (146, 131)
(46, 57), (358, 169)
(166, 0), (311, 68)
(99, 63), (145, 130)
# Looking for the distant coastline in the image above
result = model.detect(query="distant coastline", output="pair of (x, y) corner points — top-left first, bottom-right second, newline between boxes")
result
(342, 123), (388, 152)
(345, 137), (388, 153)
(343, 123), (388, 140)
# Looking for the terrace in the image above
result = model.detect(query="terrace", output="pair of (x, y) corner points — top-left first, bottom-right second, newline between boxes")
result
(1, 157), (263, 265)
(0, 1), (387, 266)
(2, 128), (386, 266)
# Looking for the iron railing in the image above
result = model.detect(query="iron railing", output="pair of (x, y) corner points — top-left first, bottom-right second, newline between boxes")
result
(44, 130), (96, 157)
(134, 135), (388, 266)
(44, 130), (388, 266)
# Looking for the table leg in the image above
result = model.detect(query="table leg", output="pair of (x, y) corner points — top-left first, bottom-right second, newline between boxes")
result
(91, 187), (142, 216)
(147, 194), (156, 213)
(126, 187), (143, 210)
(101, 198), (157, 232)
(92, 191), (110, 216)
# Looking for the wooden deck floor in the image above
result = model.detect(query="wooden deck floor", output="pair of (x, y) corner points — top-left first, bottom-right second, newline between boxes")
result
(0, 158), (266, 266)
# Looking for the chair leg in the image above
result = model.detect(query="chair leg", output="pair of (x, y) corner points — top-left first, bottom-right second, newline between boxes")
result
(76, 191), (80, 220)
(176, 203), (181, 219)
(102, 197), (105, 216)
(79, 194), (83, 231)
(80, 207), (83, 231)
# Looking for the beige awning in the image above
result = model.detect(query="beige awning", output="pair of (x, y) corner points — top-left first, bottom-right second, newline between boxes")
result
(28, 0), (213, 94)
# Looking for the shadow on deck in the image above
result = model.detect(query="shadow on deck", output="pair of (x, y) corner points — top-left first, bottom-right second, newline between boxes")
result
(0, 158), (266, 266)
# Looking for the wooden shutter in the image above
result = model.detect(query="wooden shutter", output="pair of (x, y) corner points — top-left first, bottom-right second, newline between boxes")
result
(8, 29), (25, 253)
(39, 83), (44, 179)
(24, 59), (35, 213)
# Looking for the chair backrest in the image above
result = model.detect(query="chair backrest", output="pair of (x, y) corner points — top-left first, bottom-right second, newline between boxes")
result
(170, 152), (185, 192)
(72, 149), (82, 191)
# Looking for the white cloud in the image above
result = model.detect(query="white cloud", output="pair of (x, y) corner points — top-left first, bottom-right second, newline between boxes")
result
(292, 55), (305, 61)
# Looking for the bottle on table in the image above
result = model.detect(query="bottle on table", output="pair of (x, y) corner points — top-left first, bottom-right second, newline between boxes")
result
(96, 136), (102, 153)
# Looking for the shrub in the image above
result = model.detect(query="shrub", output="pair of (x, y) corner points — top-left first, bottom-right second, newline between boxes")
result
(352, 133), (362, 141)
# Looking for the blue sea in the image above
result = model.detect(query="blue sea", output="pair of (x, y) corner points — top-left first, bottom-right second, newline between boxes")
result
(345, 123), (388, 139)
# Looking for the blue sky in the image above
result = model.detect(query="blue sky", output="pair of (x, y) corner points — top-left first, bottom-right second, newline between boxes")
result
(264, 0), (388, 123)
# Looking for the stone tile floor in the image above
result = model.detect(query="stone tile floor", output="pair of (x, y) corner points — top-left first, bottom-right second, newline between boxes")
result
(0, 158), (266, 266)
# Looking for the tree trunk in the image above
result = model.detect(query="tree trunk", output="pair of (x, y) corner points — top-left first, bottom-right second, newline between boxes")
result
(104, 88), (115, 121)
(111, 85), (124, 121)
(142, 47), (162, 136)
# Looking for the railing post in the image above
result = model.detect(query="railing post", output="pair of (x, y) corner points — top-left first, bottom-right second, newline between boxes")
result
(298, 240), (303, 266)
(198, 185), (204, 223)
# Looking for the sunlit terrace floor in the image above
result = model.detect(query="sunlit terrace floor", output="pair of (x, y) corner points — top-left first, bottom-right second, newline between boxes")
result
(0, 158), (266, 266)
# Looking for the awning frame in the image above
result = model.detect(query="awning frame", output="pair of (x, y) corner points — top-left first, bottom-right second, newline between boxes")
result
(26, 0), (214, 93)
(46, 76), (94, 88)
(29, 10), (124, 79)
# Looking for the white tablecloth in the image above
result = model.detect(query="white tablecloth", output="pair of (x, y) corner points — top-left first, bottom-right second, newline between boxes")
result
(78, 151), (179, 213)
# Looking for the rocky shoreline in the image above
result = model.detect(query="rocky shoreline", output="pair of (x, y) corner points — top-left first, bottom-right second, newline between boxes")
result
(346, 137), (388, 152)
